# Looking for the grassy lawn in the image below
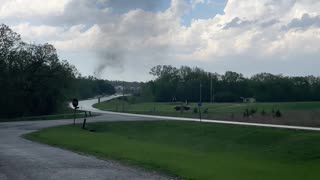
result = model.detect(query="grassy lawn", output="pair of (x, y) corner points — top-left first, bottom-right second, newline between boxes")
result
(0, 113), (95, 122)
(0, 102), (97, 122)
(26, 121), (320, 180)
(94, 98), (320, 114)
(93, 98), (320, 127)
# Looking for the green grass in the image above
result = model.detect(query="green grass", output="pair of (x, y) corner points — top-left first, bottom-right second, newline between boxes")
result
(26, 121), (320, 180)
(93, 99), (320, 127)
(0, 102), (96, 122)
(0, 113), (93, 122)
(94, 98), (320, 115)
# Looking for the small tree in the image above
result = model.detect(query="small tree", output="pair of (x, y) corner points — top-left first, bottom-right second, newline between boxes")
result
(193, 107), (198, 114)
(243, 108), (249, 117)
(250, 108), (257, 115)
(275, 110), (282, 118)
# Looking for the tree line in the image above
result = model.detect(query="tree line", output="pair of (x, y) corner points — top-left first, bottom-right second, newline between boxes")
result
(0, 24), (115, 119)
(140, 65), (320, 103)
(74, 76), (115, 100)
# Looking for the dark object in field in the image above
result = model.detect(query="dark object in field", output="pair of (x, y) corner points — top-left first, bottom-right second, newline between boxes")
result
(244, 108), (258, 118)
(250, 108), (257, 115)
(272, 109), (282, 118)
(193, 107), (198, 114)
(82, 111), (91, 129)
(243, 108), (249, 117)
(174, 106), (191, 111)
(275, 110), (282, 118)
(261, 109), (266, 116)
(203, 108), (208, 114)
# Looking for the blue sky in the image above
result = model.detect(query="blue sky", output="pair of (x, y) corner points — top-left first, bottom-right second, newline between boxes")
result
(104, 0), (227, 26)
(183, 0), (227, 25)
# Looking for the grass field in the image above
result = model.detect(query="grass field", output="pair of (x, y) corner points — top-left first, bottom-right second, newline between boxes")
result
(0, 113), (95, 122)
(26, 121), (320, 180)
(93, 98), (320, 127)
(0, 102), (96, 122)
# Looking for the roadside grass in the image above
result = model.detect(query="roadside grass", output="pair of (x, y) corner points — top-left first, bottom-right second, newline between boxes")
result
(93, 98), (320, 127)
(0, 102), (98, 122)
(0, 113), (90, 122)
(25, 121), (320, 180)
(94, 98), (320, 114)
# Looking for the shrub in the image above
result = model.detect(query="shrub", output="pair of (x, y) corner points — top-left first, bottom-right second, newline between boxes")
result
(243, 108), (249, 117)
(275, 110), (282, 118)
(250, 108), (257, 115)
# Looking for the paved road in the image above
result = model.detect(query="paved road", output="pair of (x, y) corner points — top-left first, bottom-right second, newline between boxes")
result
(82, 95), (320, 132)
(2, 95), (320, 180)
(72, 95), (127, 114)
(0, 110), (170, 180)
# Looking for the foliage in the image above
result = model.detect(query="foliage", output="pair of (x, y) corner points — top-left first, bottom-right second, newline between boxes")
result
(193, 107), (198, 114)
(144, 65), (320, 102)
(0, 24), (115, 118)
(73, 76), (115, 100)
(275, 110), (282, 118)
(0, 24), (76, 118)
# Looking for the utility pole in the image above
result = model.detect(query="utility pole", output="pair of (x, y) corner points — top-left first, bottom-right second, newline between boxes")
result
(212, 80), (215, 103)
(122, 81), (125, 112)
(199, 82), (202, 122)
(210, 74), (213, 103)
(200, 82), (202, 103)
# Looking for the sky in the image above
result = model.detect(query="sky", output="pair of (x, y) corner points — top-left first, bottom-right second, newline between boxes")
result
(1, 0), (320, 81)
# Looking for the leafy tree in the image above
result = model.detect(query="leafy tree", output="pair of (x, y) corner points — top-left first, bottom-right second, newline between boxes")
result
(0, 24), (115, 119)
(144, 65), (320, 103)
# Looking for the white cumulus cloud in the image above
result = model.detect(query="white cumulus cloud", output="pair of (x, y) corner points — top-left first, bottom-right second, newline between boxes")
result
(2, 0), (320, 80)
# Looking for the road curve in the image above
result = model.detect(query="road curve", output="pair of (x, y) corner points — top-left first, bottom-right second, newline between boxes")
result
(2, 96), (320, 180)
(0, 107), (169, 180)
(84, 95), (320, 132)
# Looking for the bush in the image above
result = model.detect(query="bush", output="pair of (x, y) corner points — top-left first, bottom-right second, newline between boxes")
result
(174, 106), (181, 111)
(250, 108), (257, 115)
(275, 110), (282, 118)
(243, 109), (249, 117)
(193, 108), (198, 114)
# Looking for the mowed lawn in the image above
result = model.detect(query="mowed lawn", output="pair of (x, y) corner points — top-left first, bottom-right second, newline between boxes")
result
(26, 121), (320, 180)
(93, 99), (320, 126)
(94, 99), (320, 115)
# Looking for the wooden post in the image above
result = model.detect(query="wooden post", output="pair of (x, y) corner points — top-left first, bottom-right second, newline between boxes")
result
(82, 111), (87, 129)
(73, 108), (76, 126)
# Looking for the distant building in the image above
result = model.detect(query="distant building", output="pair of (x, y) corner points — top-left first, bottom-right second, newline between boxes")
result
(240, 97), (256, 103)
